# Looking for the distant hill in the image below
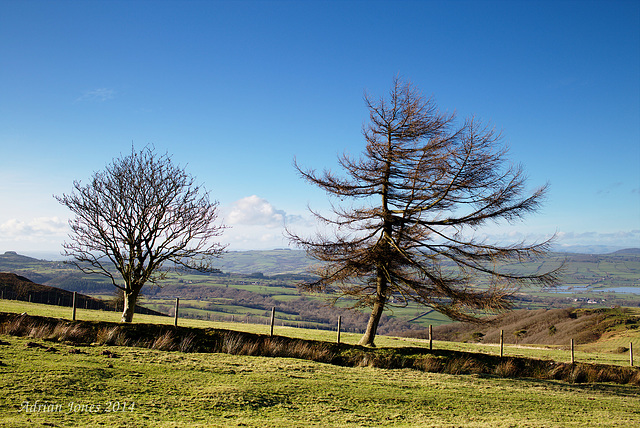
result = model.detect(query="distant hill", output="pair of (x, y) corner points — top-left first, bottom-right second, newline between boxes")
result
(0, 272), (104, 308)
(1, 249), (317, 277)
(216, 249), (319, 275)
(404, 307), (640, 346)
(0, 251), (53, 271)
(2, 249), (639, 334)
(4, 248), (639, 276)
(2, 248), (639, 299)
(0, 272), (166, 316)
(555, 245), (639, 254)
(612, 248), (640, 255)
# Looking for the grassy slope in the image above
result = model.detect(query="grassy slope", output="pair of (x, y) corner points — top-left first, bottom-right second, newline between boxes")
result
(1, 335), (640, 427)
(425, 307), (640, 349)
(1, 299), (638, 367)
(1, 301), (640, 426)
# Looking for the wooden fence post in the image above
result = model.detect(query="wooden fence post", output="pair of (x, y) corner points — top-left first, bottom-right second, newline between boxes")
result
(429, 325), (433, 350)
(72, 292), (77, 321)
(174, 297), (179, 327)
(500, 330), (504, 358)
(631, 342), (634, 367)
(337, 316), (342, 344)
(571, 339), (575, 364)
(270, 307), (276, 336)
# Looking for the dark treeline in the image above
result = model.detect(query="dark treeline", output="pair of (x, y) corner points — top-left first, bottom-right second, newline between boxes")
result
(0, 272), (166, 317)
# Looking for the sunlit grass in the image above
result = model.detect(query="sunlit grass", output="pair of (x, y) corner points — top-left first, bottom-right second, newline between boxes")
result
(1, 299), (638, 367)
(1, 334), (639, 427)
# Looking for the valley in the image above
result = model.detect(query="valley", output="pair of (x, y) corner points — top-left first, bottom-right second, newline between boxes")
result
(1, 249), (639, 336)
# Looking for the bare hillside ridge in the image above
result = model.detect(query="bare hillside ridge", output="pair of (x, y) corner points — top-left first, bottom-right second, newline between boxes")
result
(404, 307), (640, 346)
(0, 272), (166, 317)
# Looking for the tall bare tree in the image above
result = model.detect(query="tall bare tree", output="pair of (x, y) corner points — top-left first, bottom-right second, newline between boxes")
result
(56, 147), (226, 322)
(290, 78), (560, 346)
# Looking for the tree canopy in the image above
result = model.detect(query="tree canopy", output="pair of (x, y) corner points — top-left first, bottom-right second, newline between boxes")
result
(290, 78), (560, 346)
(56, 146), (226, 322)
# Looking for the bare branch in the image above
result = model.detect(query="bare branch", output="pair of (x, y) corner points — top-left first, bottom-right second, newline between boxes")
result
(290, 77), (560, 346)
(56, 146), (227, 322)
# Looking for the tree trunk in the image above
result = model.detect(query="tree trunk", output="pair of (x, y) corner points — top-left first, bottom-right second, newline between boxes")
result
(358, 274), (387, 347)
(358, 150), (393, 348)
(121, 288), (140, 323)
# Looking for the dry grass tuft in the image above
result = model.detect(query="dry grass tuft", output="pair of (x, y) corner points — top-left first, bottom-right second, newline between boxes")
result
(444, 356), (483, 375)
(569, 365), (588, 383)
(27, 323), (54, 339)
(178, 333), (197, 353)
(2, 312), (638, 387)
(151, 331), (177, 351)
(220, 332), (247, 354)
(289, 341), (334, 362)
(495, 359), (519, 377)
(0, 315), (32, 336)
(50, 323), (93, 343)
(96, 326), (128, 346)
(260, 337), (287, 356)
(414, 356), (445, 373)
(0, 317), (93, 344)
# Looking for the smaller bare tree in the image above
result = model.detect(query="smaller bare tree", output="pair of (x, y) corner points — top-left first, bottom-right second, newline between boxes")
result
(56, 147), (226, 322)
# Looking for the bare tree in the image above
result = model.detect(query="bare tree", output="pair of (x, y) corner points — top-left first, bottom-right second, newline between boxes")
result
(56, 147), (226, 322)
(290, 77), (560, 346)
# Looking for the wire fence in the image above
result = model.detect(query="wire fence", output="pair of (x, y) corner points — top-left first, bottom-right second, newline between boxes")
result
(1, 289), (636, 367)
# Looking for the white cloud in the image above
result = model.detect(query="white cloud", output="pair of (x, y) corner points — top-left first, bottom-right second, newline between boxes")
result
(76, 88), (115, 102)
(0, 217), (68, 254)
(223, 227), (290, 250)
(556, 230), (640, 246)
(445, 227), (640, 252)
(220, 196), (313, 250)
(226, 195), (289, 228)
(0, 217), (68, 237)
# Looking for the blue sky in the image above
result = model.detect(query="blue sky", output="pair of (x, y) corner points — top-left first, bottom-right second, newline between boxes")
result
(1, 0), (638, 257)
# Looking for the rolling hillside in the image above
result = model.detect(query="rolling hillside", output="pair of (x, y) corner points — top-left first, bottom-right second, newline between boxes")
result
(1, 249), (639, 334)
(0, 272), (166, 317)
(2, 248), (639, 284)
(214, 249), (318, 275)
(405, 306), (640, 350)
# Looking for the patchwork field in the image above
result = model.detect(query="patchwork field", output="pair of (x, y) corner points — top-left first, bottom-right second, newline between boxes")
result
(2, 249), (640, 336)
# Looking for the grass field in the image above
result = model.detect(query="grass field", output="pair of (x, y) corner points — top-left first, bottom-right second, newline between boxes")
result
(1, 300), (640, 427)
(1, 299), (638, 367)
(2, 335), (640, 427)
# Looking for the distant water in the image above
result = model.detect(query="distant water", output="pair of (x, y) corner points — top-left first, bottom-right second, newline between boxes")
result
(549, 286), (589, 293)
(594, 287), (640, 294)
(549, 286), (640, 295)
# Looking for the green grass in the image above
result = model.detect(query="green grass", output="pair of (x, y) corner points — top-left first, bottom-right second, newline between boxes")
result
(1, 334), (639, 427)
(1, 299), (638, 367)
